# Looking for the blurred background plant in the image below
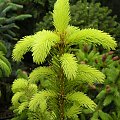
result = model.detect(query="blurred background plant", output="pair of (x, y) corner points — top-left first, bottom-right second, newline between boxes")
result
(92, 61), (120, 120)
(0, 0), (32, 75)
(75, 44), (120, 120)
(0, 0), (32, 119)
(0, 41), (12, 119)
(0, 0), (32, 73)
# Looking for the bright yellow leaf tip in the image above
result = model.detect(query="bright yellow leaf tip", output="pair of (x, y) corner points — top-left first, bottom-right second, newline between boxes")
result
(53, 0), (70, 33)
(60, 53), (78, 80)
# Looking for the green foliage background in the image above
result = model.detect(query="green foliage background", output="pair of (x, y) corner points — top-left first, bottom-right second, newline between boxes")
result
(12, 0), (120, 54)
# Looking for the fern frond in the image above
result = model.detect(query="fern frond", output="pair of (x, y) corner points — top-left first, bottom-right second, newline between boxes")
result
(12, 78), (28, 93)
(29, 90), (56, 113)
(12, 35), (34, 61)
(67, 29), (117, 50)
(29, 66), (55, 83)
(53, 0), (70, 32)
(66, 92), (96, 111)
(60, 53), (78, 80)
(18, 101), (28, 114)
(12, 92), (24, 107)
(76, 64), (105, 83)
(32, 30), (60, 64)
(0, 59), (11, 77)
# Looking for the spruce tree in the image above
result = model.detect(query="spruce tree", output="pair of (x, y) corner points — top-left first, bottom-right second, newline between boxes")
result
(11, 0), (116, 119)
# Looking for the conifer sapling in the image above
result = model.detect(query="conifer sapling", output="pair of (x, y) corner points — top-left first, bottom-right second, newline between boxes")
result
(11, 0), (117, 119)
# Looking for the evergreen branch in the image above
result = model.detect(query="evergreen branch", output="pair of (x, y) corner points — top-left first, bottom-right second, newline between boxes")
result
(53, 0), (70, 32)
(65, 80), (82, 94)
(29, 90), (56, 113)
(8, 3), (23, 10)
(60, 53), (78, 80)
(67, 28), (117, 50)
(65, 26), (79, 42)
(0, 59), (11, 77)
(76, 64), (105, 83)
(12, 78), (28, 93)
(12, 78), (38, 98)
(3, 33), (17, 40)
(15, 14), (32, 20)
(32, 30), (60, 64)
(0, 52), (11, 69)
(0, 6), (13, 17)
(18, 101), (28, 114)
(28, 84), (38, 96)
(0, 23), (19, 31)
(11, 80), (38, 115)
(1, 2), (23, 17)
(66, 92), (96, 111)
(29, 66), (56, 83)
(12, 35), (34, 61)
(7, 30), (16, 37)
(12, 91), (24, 107)
(47, 98), (59, 118)
(65, 104), (81, 118)
(30, 95), (47, 113)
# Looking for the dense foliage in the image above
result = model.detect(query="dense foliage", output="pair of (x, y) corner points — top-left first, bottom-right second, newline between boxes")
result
(0, 0), (120, 119)
(35, 0), (120, 56)
(75, 44), (120, 119)
(11, 0), (116, 119)
(0, 0), (32, 118)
